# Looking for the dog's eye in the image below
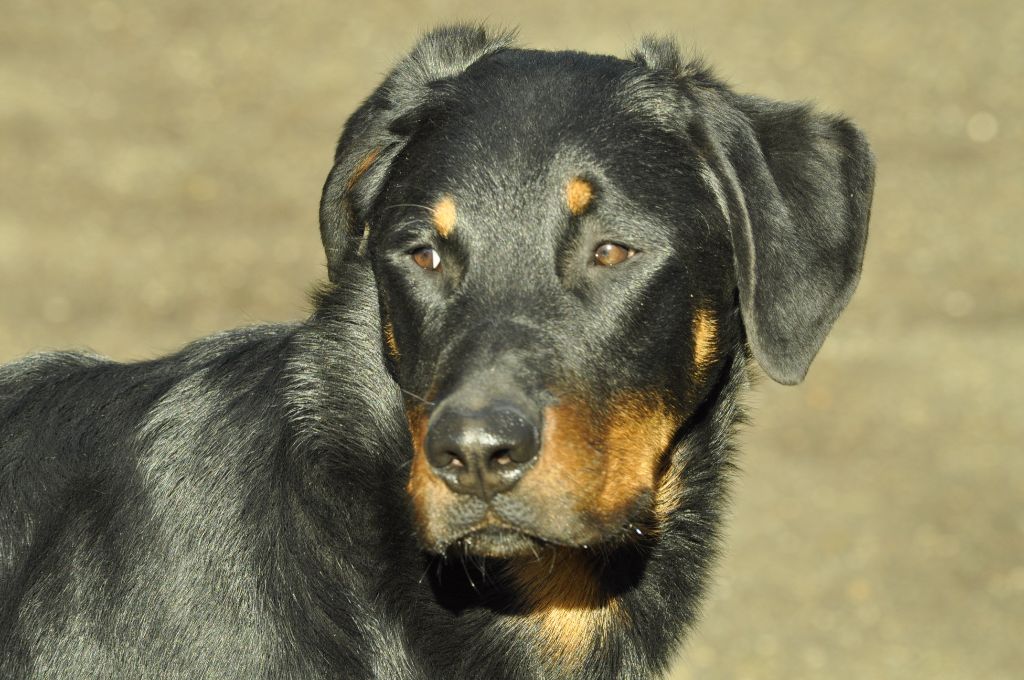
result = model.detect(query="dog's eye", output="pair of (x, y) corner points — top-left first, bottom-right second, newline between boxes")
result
(593, 242), (634, 267)
(411, 247), (442, 271)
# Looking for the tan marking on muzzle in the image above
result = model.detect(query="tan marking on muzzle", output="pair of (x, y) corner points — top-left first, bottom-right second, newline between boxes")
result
(383, 321), (400, 360)
(565, 177), (594, 216)
(405, 407), (452, 548)
(432, 195), (457, 238)
(406, 391), (680, 551)
(528, 393), (679, 524)
(600, 395), (679, 517)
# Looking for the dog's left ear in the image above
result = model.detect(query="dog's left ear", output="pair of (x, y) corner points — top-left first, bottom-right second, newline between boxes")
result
(630, 38), (874, 385)
(710, 94), (876, 384)
(630, 38), (874, 384)
(319, 25), (515, 282)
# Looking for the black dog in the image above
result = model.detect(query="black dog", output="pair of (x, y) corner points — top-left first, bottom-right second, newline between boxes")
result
(0, 25), (874, 679)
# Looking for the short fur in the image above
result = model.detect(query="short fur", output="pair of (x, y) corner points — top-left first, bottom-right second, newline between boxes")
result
(0, 25), (873, 679)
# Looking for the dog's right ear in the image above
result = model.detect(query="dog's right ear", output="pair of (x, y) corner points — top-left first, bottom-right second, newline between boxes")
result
(319, 25), (515, 282)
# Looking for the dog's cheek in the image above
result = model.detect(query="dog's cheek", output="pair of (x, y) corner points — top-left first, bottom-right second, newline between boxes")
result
(515, 394), (679, 541)
(591, 394), (679, 529)
(508, 402), (605, 541)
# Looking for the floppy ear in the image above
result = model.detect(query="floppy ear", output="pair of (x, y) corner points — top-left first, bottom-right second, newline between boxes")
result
(710, 94), (875, 384)
(630, 37), (875, 384)
(319, 25), (515, 282)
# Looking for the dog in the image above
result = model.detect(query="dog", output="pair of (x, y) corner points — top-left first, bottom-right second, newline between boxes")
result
(0, 25), (874, 679)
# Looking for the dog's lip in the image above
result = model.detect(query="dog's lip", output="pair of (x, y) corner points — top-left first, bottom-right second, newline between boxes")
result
(449, 522), (549, 558)
(435, 507), (655, 555)
(461, 522), (534, 541)
(441, 516), (626, 557)
(453, 519), (535, 544)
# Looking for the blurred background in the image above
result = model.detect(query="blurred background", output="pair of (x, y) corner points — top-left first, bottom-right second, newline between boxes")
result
(1, 1), (1021, 677)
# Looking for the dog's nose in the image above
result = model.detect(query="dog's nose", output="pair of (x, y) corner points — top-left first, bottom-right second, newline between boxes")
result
(425, 400), (540, 500)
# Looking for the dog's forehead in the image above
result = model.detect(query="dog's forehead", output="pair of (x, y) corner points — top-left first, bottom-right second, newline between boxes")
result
(385, 51), (700, 242)
(451, 48), (640, 130)
(439, 52), (662, 174)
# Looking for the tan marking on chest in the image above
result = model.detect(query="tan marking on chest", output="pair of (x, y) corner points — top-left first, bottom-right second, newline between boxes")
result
(507, 551), (619, 664)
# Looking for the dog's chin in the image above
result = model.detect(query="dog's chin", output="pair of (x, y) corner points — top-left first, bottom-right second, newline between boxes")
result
(451, 526), (548, 559)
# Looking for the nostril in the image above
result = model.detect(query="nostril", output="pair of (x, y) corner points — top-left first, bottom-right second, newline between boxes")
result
(490, 449), (513, 467)
(432, 449), (466, 470)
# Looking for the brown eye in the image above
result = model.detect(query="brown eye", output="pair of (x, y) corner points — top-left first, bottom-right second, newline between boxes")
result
(594, 242), (633, 267)
(412, 247), (442, 271)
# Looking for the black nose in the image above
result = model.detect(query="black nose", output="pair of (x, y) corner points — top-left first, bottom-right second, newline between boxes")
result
(425, 399), (540, 500)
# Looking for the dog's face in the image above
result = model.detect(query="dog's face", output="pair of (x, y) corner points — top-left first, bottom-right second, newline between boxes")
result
(370, 57), (733, 555)
(318, 28), (874, 558)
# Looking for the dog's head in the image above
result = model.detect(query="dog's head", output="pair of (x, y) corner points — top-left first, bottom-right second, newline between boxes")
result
(319, 26), (873, 557)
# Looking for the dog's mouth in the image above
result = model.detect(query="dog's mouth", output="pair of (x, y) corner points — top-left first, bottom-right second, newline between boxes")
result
(449, 523), (551, 559)
(426, 491), (662, 559)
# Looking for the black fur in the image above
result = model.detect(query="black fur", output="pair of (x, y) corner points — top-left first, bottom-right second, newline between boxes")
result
(0, 25), (874, 679)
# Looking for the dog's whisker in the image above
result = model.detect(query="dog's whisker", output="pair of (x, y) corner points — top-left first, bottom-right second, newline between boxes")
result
(399, 388), (435, 406)
(418, 561), (433, 585)
(381, 203), (436, 214)
(459, 549), (480, 593)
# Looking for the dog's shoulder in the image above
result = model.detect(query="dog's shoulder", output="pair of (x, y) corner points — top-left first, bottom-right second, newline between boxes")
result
(0, 324), (303, 594)
(0, 324), (302, 533)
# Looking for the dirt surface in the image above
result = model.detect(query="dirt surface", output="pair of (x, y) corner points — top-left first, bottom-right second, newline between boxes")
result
(1, 1), (1021, 677)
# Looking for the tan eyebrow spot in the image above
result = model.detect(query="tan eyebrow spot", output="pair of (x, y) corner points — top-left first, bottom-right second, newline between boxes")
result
(565, 177), (594, 216)
(432, 196), (457, 238)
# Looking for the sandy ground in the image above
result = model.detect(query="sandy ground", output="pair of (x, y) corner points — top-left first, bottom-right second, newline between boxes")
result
(1, 1), (1021, 677)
